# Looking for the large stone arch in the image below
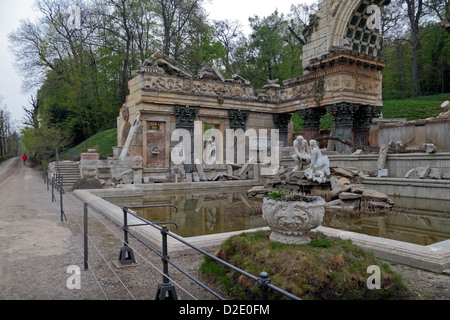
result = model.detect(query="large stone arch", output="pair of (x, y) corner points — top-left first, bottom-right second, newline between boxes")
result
(302, 0), (391, 71)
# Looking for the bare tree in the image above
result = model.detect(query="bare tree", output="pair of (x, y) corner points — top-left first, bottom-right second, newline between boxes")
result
(379, 0), (406, 56)
(213, 19), (242, 74)
(8, 20), (53, 91)
(424, 0), (449, 21)
(158, 0), (203, 58)
(22, 95), (40, 129)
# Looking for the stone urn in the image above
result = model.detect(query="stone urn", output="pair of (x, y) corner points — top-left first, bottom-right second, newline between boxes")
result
(83, 168), (98, 179)
(262, 196), (326, 245)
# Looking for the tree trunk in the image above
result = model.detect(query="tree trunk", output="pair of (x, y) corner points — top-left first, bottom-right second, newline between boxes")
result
(405, 0), (424, 97)
(443, 61), (450, 93)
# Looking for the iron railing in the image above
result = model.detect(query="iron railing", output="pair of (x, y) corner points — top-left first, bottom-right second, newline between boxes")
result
(43, 166), (66, 222)
(95, 205), (303, 301)
(42, 153), (301, 301)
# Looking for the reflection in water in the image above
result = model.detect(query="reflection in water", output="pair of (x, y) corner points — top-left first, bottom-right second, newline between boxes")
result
(323, 197), (450, 246)
(104, 188), (266, 238)
(103, 191), (450, 246)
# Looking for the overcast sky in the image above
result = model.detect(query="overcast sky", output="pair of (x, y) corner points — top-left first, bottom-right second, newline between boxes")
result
(0, 0), (315, 128)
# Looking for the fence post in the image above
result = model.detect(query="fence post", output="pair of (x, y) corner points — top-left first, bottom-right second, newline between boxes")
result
(258, 272), (271, 300)
(84, 203), (89, 271)
(155, 225), (178, 300)
(118, 207), (136, 266)
(60, 176), (66, 222)
(51, 176), (56, 202)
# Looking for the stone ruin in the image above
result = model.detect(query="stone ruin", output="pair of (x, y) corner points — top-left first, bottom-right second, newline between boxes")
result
(248, 137), (395, 215)
(75, 0), (413, 191)
(112, 0), (393, 185)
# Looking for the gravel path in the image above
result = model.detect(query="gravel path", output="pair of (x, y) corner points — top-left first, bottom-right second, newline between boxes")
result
(0, 157), (448, 301)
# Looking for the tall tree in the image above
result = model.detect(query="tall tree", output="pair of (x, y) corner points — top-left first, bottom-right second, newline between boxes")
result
(404, 0), (426, 96)
(213, 19), (243, 75)
(157, 0), (203, 58)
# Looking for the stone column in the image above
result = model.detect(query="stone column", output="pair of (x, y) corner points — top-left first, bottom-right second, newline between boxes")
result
(353, 105), (382, 149)
(229, 110), (250, 164)
(298, 108), (325, 142)
(273, 113), (292, 147)
(174, 105), (200, 174)
(328, 103), (356, 154)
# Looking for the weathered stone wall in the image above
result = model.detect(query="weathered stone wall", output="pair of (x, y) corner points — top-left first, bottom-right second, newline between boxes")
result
(328, 153), (450, 178)
(116, 0), (394, 168)
(378, 118), (450, 152)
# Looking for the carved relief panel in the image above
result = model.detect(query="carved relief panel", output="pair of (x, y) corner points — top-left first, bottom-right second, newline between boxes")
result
(147, 121), (166, 168)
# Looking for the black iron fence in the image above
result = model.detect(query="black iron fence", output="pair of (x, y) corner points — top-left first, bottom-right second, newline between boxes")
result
(43, 166), (66, 222)
(98, 205), (302, 301)
(42, 149), (301, 301)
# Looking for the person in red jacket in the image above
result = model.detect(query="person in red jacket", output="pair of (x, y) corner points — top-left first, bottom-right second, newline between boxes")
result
(22, 154), (28, 165)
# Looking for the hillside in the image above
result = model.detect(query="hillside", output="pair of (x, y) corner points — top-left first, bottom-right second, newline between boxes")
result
(59, 129), (117, 161)
(382, 94), (450, 121)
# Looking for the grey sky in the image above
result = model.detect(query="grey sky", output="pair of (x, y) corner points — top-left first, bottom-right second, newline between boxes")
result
(0, 0), (315, 130)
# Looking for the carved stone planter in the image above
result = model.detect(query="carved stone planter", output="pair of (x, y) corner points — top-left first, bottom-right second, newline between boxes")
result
(262, 196), (326, 245)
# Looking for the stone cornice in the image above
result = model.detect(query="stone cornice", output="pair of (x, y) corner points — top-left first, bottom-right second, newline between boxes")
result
(130, 50), (384, 114)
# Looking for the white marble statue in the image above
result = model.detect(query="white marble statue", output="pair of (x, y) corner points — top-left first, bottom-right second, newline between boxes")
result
(292, 135), (311, 172)
(305, 139), (330, 183)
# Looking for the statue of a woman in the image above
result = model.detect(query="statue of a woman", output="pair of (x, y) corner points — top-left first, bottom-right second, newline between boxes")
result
(305, 140), (330, 183)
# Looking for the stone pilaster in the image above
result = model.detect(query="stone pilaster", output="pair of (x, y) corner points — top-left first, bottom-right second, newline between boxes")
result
(174, 105), (199, 173)
(298, 107), (325, 142)
(353, 105), (382, 148)
(273, 113), (292, 147)
(328, 103), (356, 154)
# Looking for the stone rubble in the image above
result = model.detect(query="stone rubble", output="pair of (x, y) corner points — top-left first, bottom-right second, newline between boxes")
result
(248, 165), (395, 214)
(405, 166), (448, 180)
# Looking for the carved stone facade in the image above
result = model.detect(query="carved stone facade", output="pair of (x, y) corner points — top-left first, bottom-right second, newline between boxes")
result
(229, 110), (250, 130)
(117, 0), (391, 179)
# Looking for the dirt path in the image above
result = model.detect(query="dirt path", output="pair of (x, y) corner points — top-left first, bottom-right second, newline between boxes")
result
(0, 157), (448, 301)
(0, 158), (217, 300)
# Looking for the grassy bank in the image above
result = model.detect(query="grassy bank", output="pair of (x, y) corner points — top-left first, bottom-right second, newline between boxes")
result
(200, 230), (411, 300)
(58, 128), (117, 161)
(383, 93), (450, 120)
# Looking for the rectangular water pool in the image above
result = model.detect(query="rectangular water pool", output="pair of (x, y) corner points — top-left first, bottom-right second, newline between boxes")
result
(102, 189), (450, 246)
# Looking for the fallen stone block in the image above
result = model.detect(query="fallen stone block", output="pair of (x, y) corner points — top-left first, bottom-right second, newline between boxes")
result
(330, 185), (351, 199)
(339, 192), (363, 200)
(325, 199), (345, 207)
(416, 166), (431, 179)
(367, 201), (392, 209)
(362, 189), (389, 202)
(331, 167), (355, 179)
(338, 177), (351, 185)
(427, 168), (442, 179)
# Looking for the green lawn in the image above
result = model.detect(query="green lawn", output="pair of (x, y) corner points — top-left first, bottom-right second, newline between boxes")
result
(59, 128), (117, 161)
(382, 93), (450, 121)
